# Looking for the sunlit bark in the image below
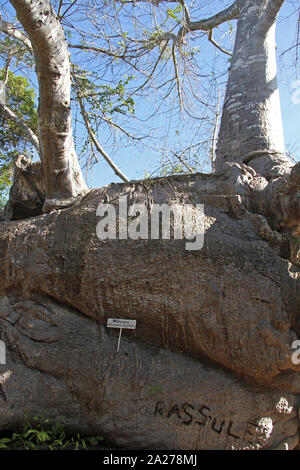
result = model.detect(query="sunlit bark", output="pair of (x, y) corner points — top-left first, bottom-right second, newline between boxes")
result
(9, 0), (88, 211)
(215, 0), (290, 179)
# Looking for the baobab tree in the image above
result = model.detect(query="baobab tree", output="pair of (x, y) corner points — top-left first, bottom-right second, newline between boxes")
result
(0, 0), (299, 450)
(7, 0), (88, 212)
(215, 0), (292, 178)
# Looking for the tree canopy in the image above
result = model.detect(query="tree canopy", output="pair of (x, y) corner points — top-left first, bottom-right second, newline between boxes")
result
(0, 0), (299, 199)
(0, 66), (37, 207)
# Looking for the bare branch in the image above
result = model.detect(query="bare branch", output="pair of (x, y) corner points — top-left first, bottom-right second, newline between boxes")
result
(68, 44), (143, 73)
(89, 112), (147, 141)
(207, 30), (232, 56)
(263, 0), (286, 26)
(132, 39), (170, 94)
(180, 0), (190, 28)
(258, 0), (286, 36)
(115, 0), (240, 42)
(73, 74), (130, 183)
(170, 151), (193, 173)
(280, 42), (300, 57)
(60, 0), (80, 20)
(180, 0), (239, 34)
(171, 42), (182, 107)
(3, 54), (11, 86)
(57, 0), (64, 18)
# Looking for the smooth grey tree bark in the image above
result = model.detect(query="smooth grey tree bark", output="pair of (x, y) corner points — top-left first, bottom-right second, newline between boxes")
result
(215, 0), (291, 179)
(9, 0), (88, 212)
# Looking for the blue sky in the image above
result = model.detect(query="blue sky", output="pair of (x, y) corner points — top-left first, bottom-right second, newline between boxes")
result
(277, 2), (300, 161)
(1, 0), (299, 190)
(83, 0), (300, 188)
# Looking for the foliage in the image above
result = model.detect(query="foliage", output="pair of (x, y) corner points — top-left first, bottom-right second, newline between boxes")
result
(0, 37), (34, 70)
(0, 69), (38, 156)
(166, 4), (182, 21)
(0, 164), (12, 209)
(72, 67), (135, 119)
(72, 66), (135, 165)
(0, 69), (37, 206)
(0, 415), (104, 450)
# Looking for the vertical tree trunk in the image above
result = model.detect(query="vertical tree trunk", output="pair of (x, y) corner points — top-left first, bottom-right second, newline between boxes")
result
(9, 0), (88, 211)
(215, 0), (291, 178)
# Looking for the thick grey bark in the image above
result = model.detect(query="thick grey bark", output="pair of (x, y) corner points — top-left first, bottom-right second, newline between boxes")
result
(215, 0), (291, 178)
(9, 0), (88, 211)
(0, 171), (299, 449)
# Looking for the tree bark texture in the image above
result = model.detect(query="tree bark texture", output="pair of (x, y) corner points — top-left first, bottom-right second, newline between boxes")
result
(0, 165), (299, 449)
(9, 0), (87, 211)
(215, 0), (291, 178)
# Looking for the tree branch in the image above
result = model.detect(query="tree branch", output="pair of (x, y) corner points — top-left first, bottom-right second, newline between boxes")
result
(258, 0), (286, 36)
(207, 30), (232, 56)
(73, 74), (130, 183)
(171, 42), (182, 107)
(60, 0), (80, 20)
(68, 44), (143, 73)
(132, 39), (170, 94)
(0, 19), (32, 52)
(89, 112), (147, 141)
(115, 0), (240, 42)
(170, 151), (193, 173)
(0, 101), (40, 151)
(3, 54), (11, 86)
(57, 0), (64, 18)
(263, 0), (286, 26)
(179, 0), (239, 34)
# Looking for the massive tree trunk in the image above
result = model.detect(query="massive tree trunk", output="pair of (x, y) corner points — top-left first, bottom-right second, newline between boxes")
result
(0, 0), (299, 450)
(9, 0), (88, 212)
(215, 0), (291, 179)
(0, 165), (299, 449)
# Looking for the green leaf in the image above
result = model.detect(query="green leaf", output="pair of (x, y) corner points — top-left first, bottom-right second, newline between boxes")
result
(0, 69), (38, 204)
(0, 438), (11, 448)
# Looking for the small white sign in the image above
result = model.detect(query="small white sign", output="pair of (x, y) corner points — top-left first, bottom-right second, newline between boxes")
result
(107, 318), (136, 329)
(107, 318), (137, 352)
